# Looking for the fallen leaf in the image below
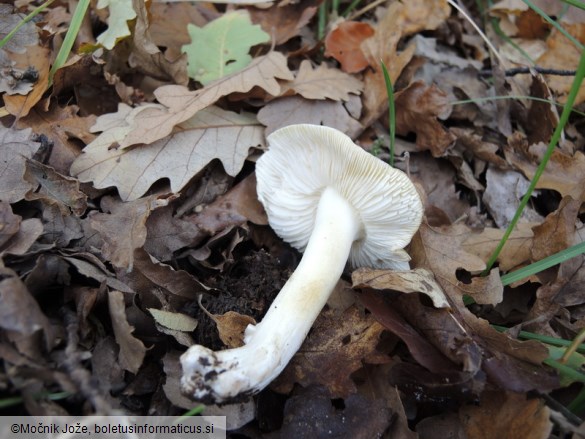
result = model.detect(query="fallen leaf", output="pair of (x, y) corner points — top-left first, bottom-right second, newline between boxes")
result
(460, 391), (552, 439)
(401, 0), (451, 35)
(0, 201), (21, 249)
(531, 195), (582, 262)
(89, 196), (157, 271)
(120, 51), (292, 148)
(96, 0), (135, 49)
(395, 80), (455, 156)
(71, 106), (265, 201)
(279, 386), (392, 439)
(352, 267), (450, 308)
(284, 60), (363, 101)
(182, 10), (270, 85)
(273, 305), (388, 397)
(149, 308), (198, 331)
(0, 5), (39, 53)
(108, 290), (147, 374)
(360, 2), (415, 127)
(462, 224), (535, 273)
(506, 135), (585, 198)
(3, 46), (50, 118)
(0, 126), (41, 203)
(258, 95), (362, 137)
(24, 159), (88, 216)
(0, 267), (53, 348)
(249, 1), (318, 45)
(483, 165), (543, 228)
(215, 311), (256, 348)
(324, 21), (375, 73)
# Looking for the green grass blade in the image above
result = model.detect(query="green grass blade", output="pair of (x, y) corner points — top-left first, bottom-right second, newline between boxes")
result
(318, 1), (328, 40)
(48, 0), (91, 86)
(0, 0), (56, 50)
(500, 241), (585, 286)
(381, 61), (395, 167)
(342, 0), (363, 17)
(483, 47), (585, 274)
(563, 0), (585, 11)
(492, 324), (585, 354)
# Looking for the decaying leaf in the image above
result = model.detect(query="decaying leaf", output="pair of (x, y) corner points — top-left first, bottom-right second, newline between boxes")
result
(148, 308), (197, 347)
(273, 305), (388, 397)
(71, 106), (264, 201)
(182, 10), (270, 85)
(107, 290), (147, 374)
(0, 5), (39, 53)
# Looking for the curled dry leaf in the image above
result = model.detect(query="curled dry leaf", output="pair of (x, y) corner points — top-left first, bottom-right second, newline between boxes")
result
(249, 1), (318, 45)
(352, 267), (449, 309)
(214, 311), (256, 349)
(107, 290), (147, 374)
(120, 51), (293, 148)
(324, 21), (375, 73)
(71, 106), (265, 201)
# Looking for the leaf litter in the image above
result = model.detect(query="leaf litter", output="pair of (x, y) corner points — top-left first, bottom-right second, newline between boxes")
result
(2, 0), (585, 436)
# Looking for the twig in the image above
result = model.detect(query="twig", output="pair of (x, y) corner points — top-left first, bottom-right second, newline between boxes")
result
(480, 67), (577, 77)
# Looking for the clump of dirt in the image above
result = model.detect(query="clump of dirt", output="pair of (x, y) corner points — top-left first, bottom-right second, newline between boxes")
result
(191, 249), (293, 350)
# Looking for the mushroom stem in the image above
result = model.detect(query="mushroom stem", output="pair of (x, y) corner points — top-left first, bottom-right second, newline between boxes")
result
(180, 187), (361, 403)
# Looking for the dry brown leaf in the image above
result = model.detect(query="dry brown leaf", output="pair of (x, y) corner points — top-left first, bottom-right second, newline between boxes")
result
(16, 104), (97, 174)
(71, 106), (264, 201)
(0, 218), (43, 257)
(121, 51), (293, 148)
(401, 0), (451, 35)
(119, 248), (213, 302)
(249, 1), (318, 45)
(395, 81), (455, 156)
(324, 21), (375, 73)
(273, 305), (388, 397)
(128, 0), (188, 85)
(258, 95), (362, 137)
(107, 290), (147, 374)
(3, 46), (50, 118)
(89, 196), (156, 271)
(0, 267), (53, 348)
(148, 308), (197, 347)
(462, 224), (535, 273)
(352, 267), (449, 308)
(62, 253), (134, 293)
(41, 205), (83, 248)
(0, 126), (41, 203)
(483, 165), (543, 228)
(214, 311), (256, 348)
(460, 391), (552, 439)
(24, 159), (87, 216)
(411, 223), (557, 392)
(0, 201), (21, 249)
(361, 2), (415, 127)
(284, 60), (363, 101)
(506, 136), (585, 198)
(531, 196), (582, 262)
(537, 23), (585, 104)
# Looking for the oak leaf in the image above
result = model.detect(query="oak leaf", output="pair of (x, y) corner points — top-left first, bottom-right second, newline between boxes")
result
(182, 10), (270, 85)
(324, 21), (374, 73)
(120, 51), (293, 148)
(71, 106), (265, 201)
(258, 96), (362, 138)
(0, 127), (41, 203)
(284, 60), (363, 101)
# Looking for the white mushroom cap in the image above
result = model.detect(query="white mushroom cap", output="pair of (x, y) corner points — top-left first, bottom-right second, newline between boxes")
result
(256, 124), (423, 270)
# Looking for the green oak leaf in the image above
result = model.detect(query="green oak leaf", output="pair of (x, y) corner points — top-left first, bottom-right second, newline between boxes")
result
(182, 10), (270, 85)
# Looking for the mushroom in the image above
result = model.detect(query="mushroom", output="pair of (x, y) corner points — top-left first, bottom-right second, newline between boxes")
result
(181, 124), (423, 403)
